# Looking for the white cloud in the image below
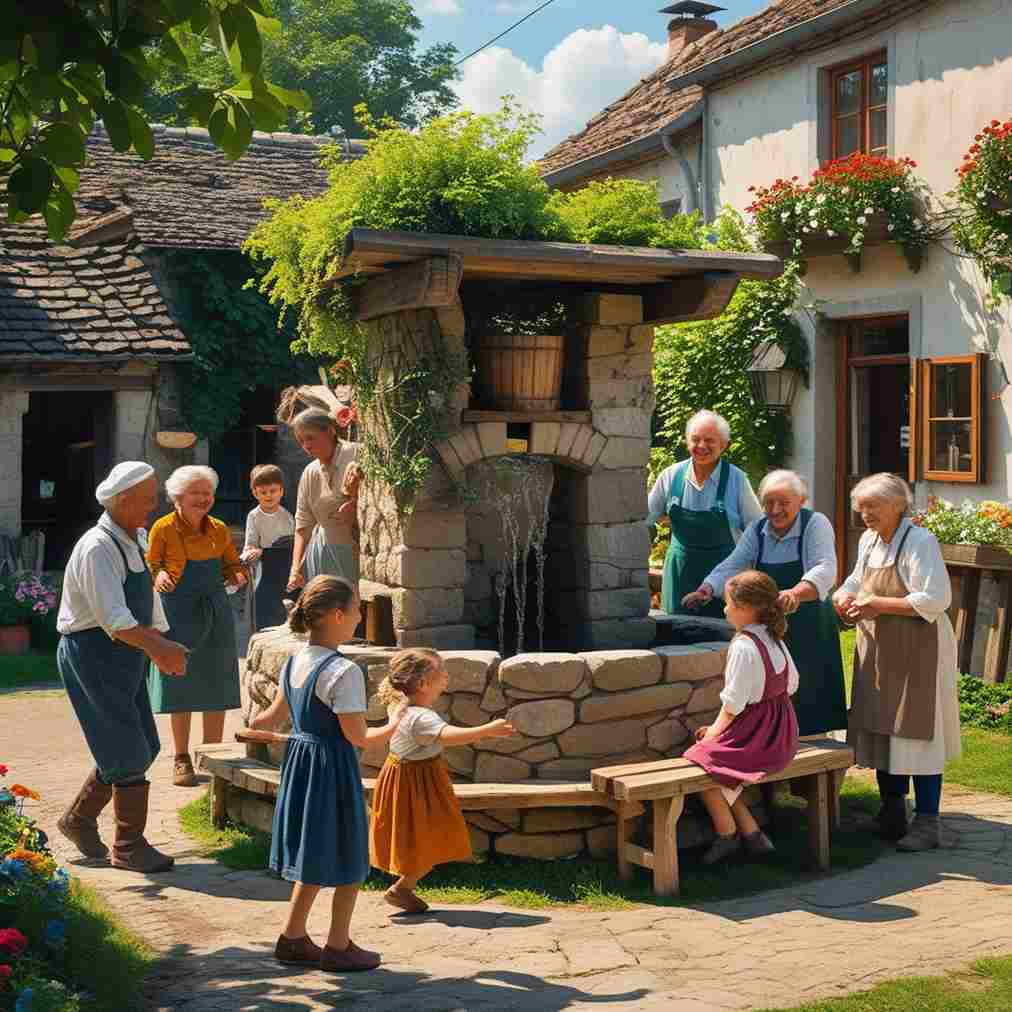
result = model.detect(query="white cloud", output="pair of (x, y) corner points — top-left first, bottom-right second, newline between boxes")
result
(421, 0), (462, 13)
(493, 1), (528, 11)
(452, 26), (668, 160)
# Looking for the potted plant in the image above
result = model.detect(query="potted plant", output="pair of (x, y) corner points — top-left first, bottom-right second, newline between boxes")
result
(0, 572), (58, 655)
(747, 152), (936, 273)
(911, 498), (1012, 570)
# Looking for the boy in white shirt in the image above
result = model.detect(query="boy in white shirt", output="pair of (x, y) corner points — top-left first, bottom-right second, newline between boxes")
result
(242, 465), (296, 631)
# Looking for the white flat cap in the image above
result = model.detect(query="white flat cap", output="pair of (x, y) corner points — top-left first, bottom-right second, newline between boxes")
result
(95, 461), (155, 506)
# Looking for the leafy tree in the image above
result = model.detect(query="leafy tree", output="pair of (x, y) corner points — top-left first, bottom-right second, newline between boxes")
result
(2, 1), (310, 240)
(143, 0), (459, 137)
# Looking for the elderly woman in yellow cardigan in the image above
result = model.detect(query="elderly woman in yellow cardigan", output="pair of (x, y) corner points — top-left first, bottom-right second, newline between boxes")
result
(146, 465), (247, 787)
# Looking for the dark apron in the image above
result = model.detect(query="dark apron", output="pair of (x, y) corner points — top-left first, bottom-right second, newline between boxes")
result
(253, 535), (293, 632)
(148, 552), (240, 714)
(662, 459), (735, 618)
(57, 531), (160, 783)
(756, 509), (848, 735)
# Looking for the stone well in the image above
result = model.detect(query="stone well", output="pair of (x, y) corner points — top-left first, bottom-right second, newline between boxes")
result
(243, 617), (752, 860)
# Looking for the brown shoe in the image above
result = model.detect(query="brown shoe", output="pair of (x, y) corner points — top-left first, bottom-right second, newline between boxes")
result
(384, 886), (429, 914)
(110, 781), (174, 873)
(320, 942), (381, 972)
(57, 768), (112, 860)
(275, 934), (323, 966)
(173, 754), (198, 788)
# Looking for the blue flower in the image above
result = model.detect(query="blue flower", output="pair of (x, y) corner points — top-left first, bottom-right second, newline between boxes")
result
(0, 788), (14, 806)
(14, 987), (33, 1012)
(44, 920), (65, 947)
(0, 858), (27, 880)
(47, 868), (70, 895)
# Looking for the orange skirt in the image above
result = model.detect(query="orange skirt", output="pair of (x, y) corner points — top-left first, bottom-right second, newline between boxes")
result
(369, 753), (472, 877)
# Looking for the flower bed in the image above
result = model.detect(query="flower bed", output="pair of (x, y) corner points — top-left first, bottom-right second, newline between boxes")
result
(911, 497), (1012, 557)
(747, 153), (934, 272)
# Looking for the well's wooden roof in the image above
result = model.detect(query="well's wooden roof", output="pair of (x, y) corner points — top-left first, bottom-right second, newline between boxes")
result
(335, 228), (781, 287)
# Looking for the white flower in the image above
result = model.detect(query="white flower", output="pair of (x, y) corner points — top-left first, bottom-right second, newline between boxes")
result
(864, 207), (874, 215)
(857, 216), (867, 225)
(781, 212), (791, 221)
(826, 229), (836, 237)
(891, 187), (901, 194)
(817, 194), (828, 205)
(803, 227), (811, 233)
(842, 186), (851, 194)
(887, 223), (895, 232)
(809, 219), (819, 228)
(978, 190), (987, 198)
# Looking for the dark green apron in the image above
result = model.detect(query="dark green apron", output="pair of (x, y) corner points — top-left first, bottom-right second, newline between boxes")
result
(756, 509), (848, 735)
(148, 551), (240, 714)
(661, 459), (735, 618)
(253, 535), (293, 632)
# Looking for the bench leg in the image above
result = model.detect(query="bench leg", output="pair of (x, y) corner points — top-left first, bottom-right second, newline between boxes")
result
(652, 795), (684, 897)
(800, 772), (831, 872)
(616, 801), (637, 882)
(210, 775), (228, 829)
(830, 769), (847, 830)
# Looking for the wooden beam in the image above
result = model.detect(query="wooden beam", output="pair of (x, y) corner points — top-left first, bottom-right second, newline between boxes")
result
(984, 571), (1012, 684)
(0, 372), (156, 391)
(641, 272), (741, 325)
(954, 568), (981, 676)
(352, 254), (463, 321)
(461, 410), (592, 425)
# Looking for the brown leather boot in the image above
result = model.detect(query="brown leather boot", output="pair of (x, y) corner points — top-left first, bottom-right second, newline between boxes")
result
(111, 781), (174, 872)
(57, 768), (113, 860)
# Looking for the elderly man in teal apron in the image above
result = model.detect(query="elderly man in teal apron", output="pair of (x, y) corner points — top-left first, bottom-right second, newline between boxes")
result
(56, 462), (188, 872)
(683, 469), (847, 735)
(647, 410), (762, 618)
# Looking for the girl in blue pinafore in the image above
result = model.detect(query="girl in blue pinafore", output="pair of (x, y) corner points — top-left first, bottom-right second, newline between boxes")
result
(250, 575), (403, 974)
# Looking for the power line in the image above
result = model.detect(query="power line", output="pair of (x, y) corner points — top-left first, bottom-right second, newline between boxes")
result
(454, 0), (559, 67)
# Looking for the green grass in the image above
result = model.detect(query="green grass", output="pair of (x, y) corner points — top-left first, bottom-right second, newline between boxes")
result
(945, 726), (1012, 795)
(760, 954), (1012, 1011)
(0, 649), (60, 689)
(179, 778), (884, 911)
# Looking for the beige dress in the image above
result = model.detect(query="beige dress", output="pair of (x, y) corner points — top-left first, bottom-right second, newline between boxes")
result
(295, 443), (360, 583)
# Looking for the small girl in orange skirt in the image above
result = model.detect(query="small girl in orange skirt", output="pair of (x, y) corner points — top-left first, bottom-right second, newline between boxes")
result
(370, 648), (515, 914)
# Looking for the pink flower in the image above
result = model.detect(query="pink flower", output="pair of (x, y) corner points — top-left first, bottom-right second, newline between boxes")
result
(0, 928), (28, 956)
(335, 406), (356, 429)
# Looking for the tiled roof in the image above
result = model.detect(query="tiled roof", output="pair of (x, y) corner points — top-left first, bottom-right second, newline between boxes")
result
(0, 223), (190, 361)
(74, 124), (363, 250)
(539, 0), (859, 178)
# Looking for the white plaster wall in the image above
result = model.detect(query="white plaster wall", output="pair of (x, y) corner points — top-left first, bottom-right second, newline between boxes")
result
(583, 135), (702, 214)
(706, 0), (1012, 507)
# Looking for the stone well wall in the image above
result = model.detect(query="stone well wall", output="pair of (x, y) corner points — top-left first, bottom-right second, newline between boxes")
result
(243, 618), (741, 859)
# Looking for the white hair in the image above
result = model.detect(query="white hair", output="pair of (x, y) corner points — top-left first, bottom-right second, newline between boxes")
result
(686, 409), (731, 444)
(850, 472), (912, 513)
(165, 465), (219, 503)
(759, 469), (809, 502)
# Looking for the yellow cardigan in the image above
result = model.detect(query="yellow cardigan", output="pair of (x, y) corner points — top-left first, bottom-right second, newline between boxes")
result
(147, 512), (245, 584)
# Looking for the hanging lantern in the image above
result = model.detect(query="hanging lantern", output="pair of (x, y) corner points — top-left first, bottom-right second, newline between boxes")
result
(747, 338), (800, 413)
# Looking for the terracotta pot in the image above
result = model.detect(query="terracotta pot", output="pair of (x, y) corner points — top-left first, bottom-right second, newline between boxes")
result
(0, 624), (31, 655)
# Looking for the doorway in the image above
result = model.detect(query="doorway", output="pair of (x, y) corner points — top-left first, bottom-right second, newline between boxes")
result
(835, 316), (911, 573)
(21, 391), (113, 569)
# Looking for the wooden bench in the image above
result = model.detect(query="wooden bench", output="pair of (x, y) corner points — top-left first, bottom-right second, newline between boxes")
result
(591, 738), (854, 897)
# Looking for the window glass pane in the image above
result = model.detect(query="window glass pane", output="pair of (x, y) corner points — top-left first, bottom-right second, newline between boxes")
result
(837, 116), (860, 157)
(852, 319), (909, 356)
(930, 362), (972, 418)
(870, 62), (888, 106)
(870, 108), (887, 153)
(930, 420), (973, 473)
(836, 70), (862, 115)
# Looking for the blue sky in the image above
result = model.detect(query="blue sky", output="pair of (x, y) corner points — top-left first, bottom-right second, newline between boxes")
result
(412, 0), (769, 157)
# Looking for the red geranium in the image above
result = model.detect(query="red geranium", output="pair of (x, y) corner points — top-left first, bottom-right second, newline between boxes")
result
(0, 764), (7, 776)
(0, 928), (28, 956)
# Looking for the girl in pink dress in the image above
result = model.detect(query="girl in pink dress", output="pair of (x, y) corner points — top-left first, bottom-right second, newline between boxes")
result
(683, 570), (800, 864)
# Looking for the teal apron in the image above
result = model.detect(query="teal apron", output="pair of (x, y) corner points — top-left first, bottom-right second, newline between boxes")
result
(253, 535), (293, 632)
(148, 548), (240, 714)
(662, 459), (735, 618)
(57, 531), (160, 783)
(756, 509), (848, 735)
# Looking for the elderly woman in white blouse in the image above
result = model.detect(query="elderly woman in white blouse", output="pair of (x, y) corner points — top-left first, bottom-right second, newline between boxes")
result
(647, 410), (763, 618)
(833, 473), (960, 852)
(682, 470), (847, 736)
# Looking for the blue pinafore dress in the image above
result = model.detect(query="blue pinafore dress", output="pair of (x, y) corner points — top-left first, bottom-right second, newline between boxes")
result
(269, 650), (370, 887)
(57, 532), (160, 784)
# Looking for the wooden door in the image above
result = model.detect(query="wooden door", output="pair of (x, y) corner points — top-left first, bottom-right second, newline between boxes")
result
(835, 316), (911, 574)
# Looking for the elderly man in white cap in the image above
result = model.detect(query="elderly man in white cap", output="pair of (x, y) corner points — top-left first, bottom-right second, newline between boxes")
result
(56, 462), (188, 873)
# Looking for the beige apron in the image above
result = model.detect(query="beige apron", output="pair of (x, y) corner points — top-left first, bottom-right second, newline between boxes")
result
(849, 526), (938, 745)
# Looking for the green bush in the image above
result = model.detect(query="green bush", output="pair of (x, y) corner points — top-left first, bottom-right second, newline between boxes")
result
(958, 674), (1012, 734)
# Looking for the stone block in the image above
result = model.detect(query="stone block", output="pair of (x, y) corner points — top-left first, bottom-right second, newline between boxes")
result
(448, 427), (482, 469)
(445, 746), (476, 775)
(556, 422), (583, 460)
(569, 425), (594, 462)
(391, 588), (464, 629)
(590, 408), (652, 439)
(538, 751), (653, 781)
(647, 717), (691, 753)
(654, 644), (727, 682)
(584, 352), (653, 381)
(442, 650), (498, 694)
(561, 618), (657, 651)
(584, 325), (632, 358)
(557, 588), (651, 621)
(473, 734), (541, 754)
(499, 653), (586, 693)
(580, 682), (692, 723)
(584, 650), (662, 691)
(435, 439), (465, 480)
(401, 511), (466, 549)
(578, 293), (643, 326)
(387, 547), (467, 589)
(686, 676), (725, 714)
(597, 436), (651, 470)
(476, 421), (507, 459)
(494, 831), (584, 860)
(557, 719), (647, 757)
(396, 624), (475, 649)
(366, 692), (387, 722)
(581, 431), (608, 468)
(474, 753), (531, 782)
(435, 303), (467, 339)
(587, 824), (620, 857)
(586, 377), (654, 410)
(451, 693), (486, 726)
(574, 523), (652, 565)
(569, 469), (648, 525)
(522, 808), (614, 833)
(480, 680), (509, 713)
(507, 699), (576, 737)
(530, 421), (561, 456)
(515, 741), (560, 763)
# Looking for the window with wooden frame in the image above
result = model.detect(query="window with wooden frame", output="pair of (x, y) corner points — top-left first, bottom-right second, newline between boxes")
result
(915, 354), (986, 483)
(830, 52), (888, 160)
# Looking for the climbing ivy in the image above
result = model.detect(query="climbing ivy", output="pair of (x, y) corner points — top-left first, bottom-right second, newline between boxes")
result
(166, 252), (316, 441)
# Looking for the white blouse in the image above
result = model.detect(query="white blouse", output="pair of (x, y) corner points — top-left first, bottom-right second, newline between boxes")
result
(720, 623), (800, 715)
(288, 645), (366, 715)
(840, 518), (951, 622)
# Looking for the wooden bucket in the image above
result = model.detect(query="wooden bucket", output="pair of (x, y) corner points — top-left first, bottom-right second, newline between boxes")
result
(474, 334), (564, 412)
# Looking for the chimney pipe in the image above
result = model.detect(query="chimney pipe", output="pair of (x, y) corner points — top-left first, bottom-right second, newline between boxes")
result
(667, 16), (718, 61)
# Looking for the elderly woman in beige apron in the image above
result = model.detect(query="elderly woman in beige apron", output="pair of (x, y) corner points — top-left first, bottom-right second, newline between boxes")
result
(833, 473), (960, 851)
